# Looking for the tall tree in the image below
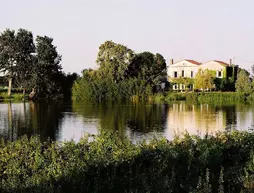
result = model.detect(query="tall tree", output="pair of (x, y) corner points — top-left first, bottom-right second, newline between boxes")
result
(96, 41), (135, 82)
(0, 29), (35, 96)
(14, 29), (35, 94)
(32, 36), (63, 98)
(235, 69), (251, 93)
(0, 29), (16, 96)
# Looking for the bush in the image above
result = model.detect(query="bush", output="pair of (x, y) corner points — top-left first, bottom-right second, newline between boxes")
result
(0, 131), (254, 192)
(72, 77), (153, 102)
(0, 92), (9, 100)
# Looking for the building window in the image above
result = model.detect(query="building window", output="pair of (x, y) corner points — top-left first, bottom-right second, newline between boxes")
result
(191, 71), (194, 78)
(182, 70), (184, 77)
(174, 71), (177, 78)
(218, 71), (222, 78)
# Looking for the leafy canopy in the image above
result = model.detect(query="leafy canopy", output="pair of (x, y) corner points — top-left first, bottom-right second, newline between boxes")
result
(96, 40), (135, 82)
(235, 69), (251, 93)
(194, 69), (215, 90)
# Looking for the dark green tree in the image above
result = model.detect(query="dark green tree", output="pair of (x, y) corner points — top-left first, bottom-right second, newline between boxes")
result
(0, 29), (16, 96)
(32, 36), (63, 99)
(0, 29), (35, 96)
(61, 72), (79, 100)
(128, 52), (167, 86)
(14, 29), (36, 95)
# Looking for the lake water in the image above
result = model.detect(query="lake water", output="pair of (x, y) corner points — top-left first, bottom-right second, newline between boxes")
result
(0, 101), (254, 142)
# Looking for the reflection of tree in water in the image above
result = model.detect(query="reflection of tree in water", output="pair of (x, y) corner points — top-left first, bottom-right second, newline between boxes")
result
(209, 103), (252, 132)
(218, 105), (237, 131)
(126, 104), (167, 132)
(29, 102), (65, 141)
(1, 102), (65, 142)
(72, 102), (168, 138)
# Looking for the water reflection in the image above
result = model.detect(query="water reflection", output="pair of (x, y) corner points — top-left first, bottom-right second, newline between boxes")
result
(166, 103), (236, 139)
(0, 101), (253, 142)
(72, 103), (168, 141)
(0, 102), (64, 141)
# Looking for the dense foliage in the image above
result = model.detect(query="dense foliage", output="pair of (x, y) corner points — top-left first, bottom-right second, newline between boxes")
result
(194, 69), (215, 91)
(0, 131), (254, 192)
(72, 41), (167, 102)
(0, 29), (77, 100)
(235, 69), (252, 94)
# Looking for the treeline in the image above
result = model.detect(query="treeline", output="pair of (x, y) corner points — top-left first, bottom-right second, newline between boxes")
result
(72, 41), (167, 102)
(0, 29), (78, 100)
(1, 131), (254, 192)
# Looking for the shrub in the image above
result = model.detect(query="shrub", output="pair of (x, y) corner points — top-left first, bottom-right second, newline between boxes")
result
(0, 131), (254, 192)
(72, 77), (153, 102)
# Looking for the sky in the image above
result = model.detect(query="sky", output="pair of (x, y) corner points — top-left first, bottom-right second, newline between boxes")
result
(1, 0), (254, 74)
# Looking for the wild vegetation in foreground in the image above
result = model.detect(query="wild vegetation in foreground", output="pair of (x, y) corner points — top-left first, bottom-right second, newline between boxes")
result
(0, 131), (254, 192)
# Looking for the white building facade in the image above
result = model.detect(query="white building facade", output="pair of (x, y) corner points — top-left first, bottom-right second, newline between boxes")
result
(167, 59), (201, 90)
(167, 59), (231, 90)
(200, 60), (229, 78)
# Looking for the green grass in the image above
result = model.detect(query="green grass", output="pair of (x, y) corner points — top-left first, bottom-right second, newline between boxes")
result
(163, 92), (246, 103)
(0, 91), (28, 101)
(0, 131), (254, 192)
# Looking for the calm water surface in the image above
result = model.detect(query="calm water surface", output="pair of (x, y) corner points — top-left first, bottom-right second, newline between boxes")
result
(0, 101), (254, 142)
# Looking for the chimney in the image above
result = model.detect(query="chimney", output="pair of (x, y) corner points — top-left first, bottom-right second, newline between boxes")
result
(229, 58), (232, 66)
(170, 59), (174, 65)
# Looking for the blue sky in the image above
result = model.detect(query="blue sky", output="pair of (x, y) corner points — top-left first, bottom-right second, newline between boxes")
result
(1, 0), (254, 73)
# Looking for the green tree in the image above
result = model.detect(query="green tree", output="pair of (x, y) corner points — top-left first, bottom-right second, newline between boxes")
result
(0, 29), (16, 96)
(14, 29), (36, 95)
(73, 41), (167, 102)
(0, 29), (35, 96)
(32, 36), (63, 99)
(127, 52), (166, 85)
(251, 64), (254, 79)
(194, 69), (214, 91)
(171, 77), (194, 90)
(235, 69), (251, 93)
(96, 41), (135, 82)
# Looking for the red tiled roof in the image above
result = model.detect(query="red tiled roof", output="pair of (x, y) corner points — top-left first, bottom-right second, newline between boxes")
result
(213, 60), (230, 66)
(185, 59), (201, 65)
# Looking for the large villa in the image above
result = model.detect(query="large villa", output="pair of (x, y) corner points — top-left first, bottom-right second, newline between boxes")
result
(167, 59), (236, 90)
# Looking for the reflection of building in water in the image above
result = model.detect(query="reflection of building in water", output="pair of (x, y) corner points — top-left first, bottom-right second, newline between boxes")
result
(166, 103), (226, 140)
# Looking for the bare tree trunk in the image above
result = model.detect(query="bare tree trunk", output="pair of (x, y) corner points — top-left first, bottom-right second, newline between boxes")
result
(7, 77), (12, 97)
(23, 88), (26, 100)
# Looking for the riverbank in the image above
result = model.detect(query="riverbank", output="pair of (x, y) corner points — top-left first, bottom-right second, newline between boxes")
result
(0, 131), (254, 192)
(154, 92), (248, 103)
(0, 93), (27, 101)
(0, 92), (28, 101)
